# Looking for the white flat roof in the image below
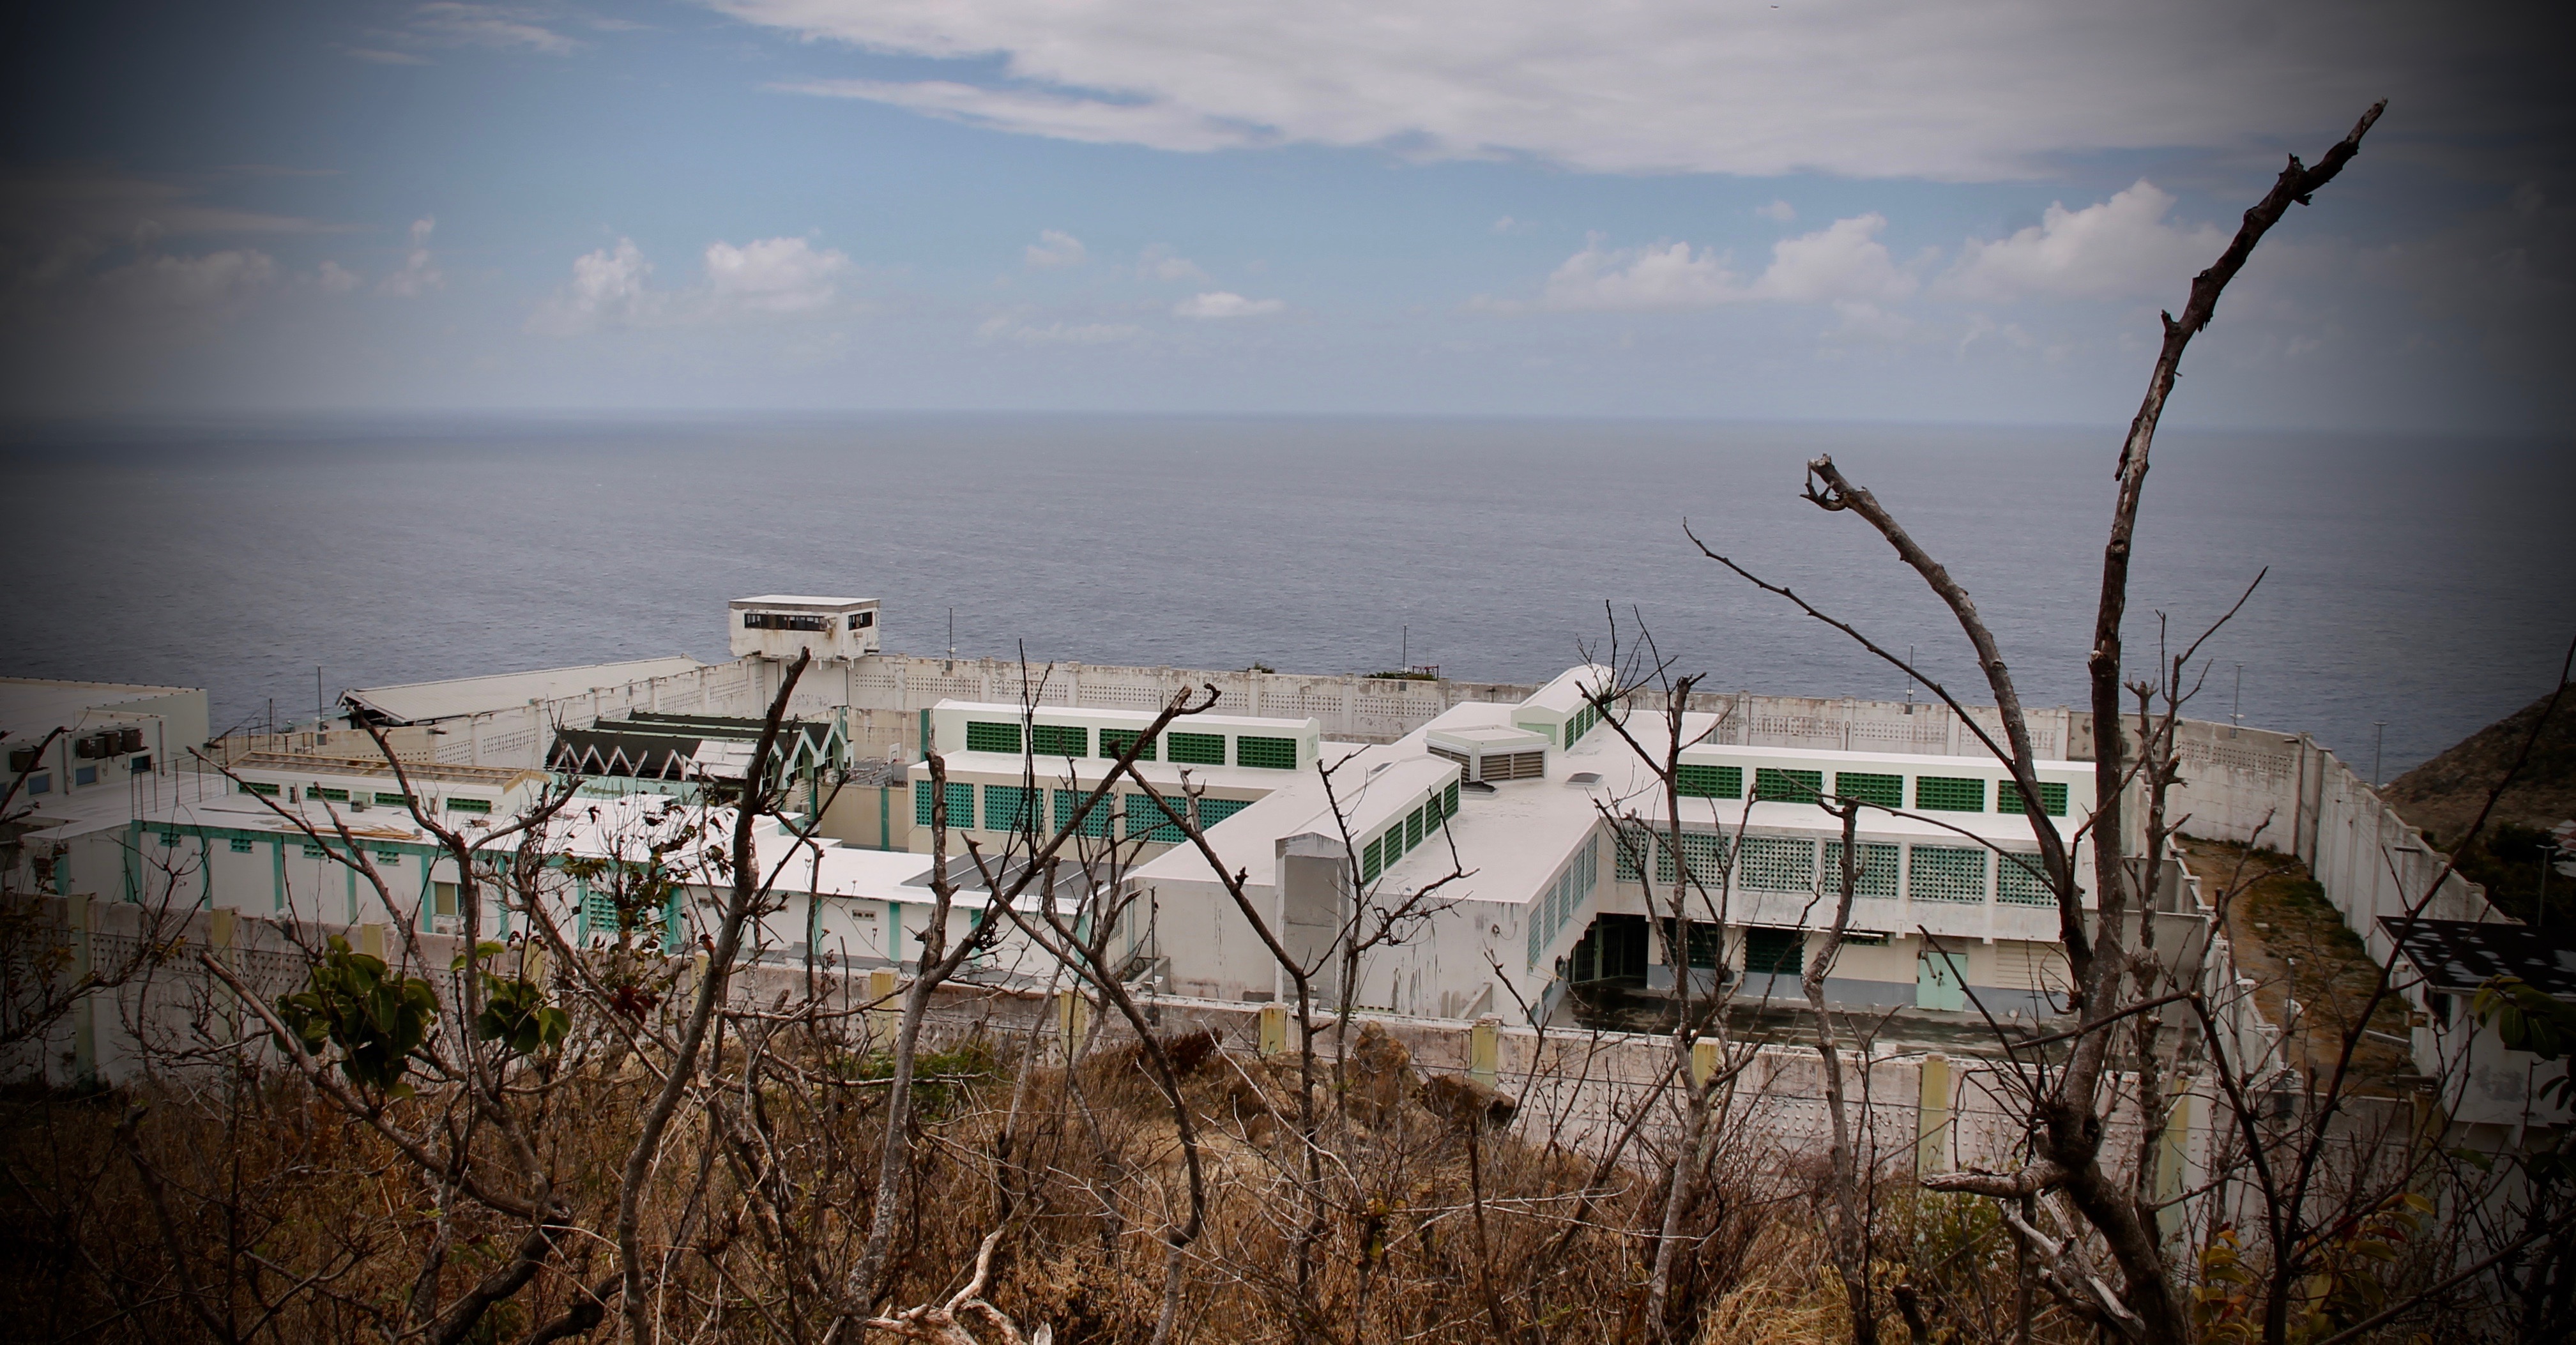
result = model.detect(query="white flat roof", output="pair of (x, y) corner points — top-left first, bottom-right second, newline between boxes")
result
(343, 657), (703, 725)
(732, 595), (873, 607)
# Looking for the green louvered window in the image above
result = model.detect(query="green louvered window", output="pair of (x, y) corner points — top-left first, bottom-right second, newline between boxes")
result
(1236, 735), (1298, 770)
(1196, 796), (1250, 828)
(374, 791), (410, 807)
(1907, 845), (1988, 903)
(580, 886), (618, 941)
(1833, 772), (1903, 809)
(916, 781), (975, 830)
(1030, 724), (1088, 757)
(1999, 779), (2070, 817)
(309, 786), (349, 803)
(1406, 805), (1425, 848)
(982, 786), (1033, 832)
(1675, 764), (1742, 800)
(1053, 788), (1112, 837)
(1660, 919), (1723, 969)
(1744, 927), (1806, 976)
(965, 720), (1023, 754)
(445, 797), (492, 815)
(1737, 835), (1818, 892)
(1997, 851), (2054, 905)
(1097, 729), (1156, 761)
(1614, 828), (1649, 882)
(1167, 732), (1226, 766)
(1126, 793), (1189, 843)
(229, 837), (255, 853)
(1442, 780), (1459, 817)
(1363, 837), (1383, 883)
(1820, 841), (1902, 900)
(239, 780), (280, 796)
(1753, 768), (1823, 805)
(1914, 776), (1987, 813)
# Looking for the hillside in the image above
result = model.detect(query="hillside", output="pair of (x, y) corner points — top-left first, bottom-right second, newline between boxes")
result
(2382, 682), (2576, 847)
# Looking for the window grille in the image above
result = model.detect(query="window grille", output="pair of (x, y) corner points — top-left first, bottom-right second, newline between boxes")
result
(1907, 845), (1989, 902)
(310, 786), (349, 802)
(1406, 806), (1424, 848)
(1097, 729), (1157, 761)
(229, 837), (254, 853)
(302, 844), (327, 858)
(1661, 830), (1731, 886)
(374, 791), (409, 807)
(1527, 912), (1542, 969)
(1738, 835), (1818, 891)
(1053, 789), (1112, 837)
(916, 783), (934, 827)
(1167, 732), (1226, 766)
(580, 887), (618, 941)
(1675, 764), (1742, 799)
(915, 781), (973, 829)
(1489, 750), (1546, 780)
(1820, 841), (1901, 900)
(240, 780), (280, 796)
(1127, 793), (1189, 843)
(1833, 772), (1903, 809)
(1999, 779), (2070, 817)
(1615, 827), (1650, 882)
(1744, 927), (1805, 976)
(1997, 851), (2054, 905)
(1196, 797), (1249, 827)
(1753, 768), (1822, 805)
(445, 797), (492, 815)
(965, 721), (1022, 755)
(1236, 735), (1298, 770)
(1443, 780), (1460, 817)
(1363, 837), (1383, 883)
(1030, 724), (1088, 757)
(1914, 777), (1987, 812)
(376, 849), (401, 864)
(1660, 919), (1723, 969)
(982, 786), (1033, 832)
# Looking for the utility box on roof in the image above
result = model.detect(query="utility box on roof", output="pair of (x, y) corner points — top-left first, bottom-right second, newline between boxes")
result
(729, 595), (880, 661)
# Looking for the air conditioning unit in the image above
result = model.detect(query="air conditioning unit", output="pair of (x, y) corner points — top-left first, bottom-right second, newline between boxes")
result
(1425, 726), (1550, 784)
(118, 727), (145, 754)
(6, 746), (38, 773)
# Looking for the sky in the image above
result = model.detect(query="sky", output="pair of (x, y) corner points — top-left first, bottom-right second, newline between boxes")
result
(0, 1), (2567, 430)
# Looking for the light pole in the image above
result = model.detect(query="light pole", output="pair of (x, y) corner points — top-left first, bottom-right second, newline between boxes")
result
(2231, 664), (2243, 737)
(2371, 721), (2387, 789)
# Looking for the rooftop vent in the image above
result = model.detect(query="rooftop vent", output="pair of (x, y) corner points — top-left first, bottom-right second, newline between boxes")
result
(1426, 726), (1548, 784)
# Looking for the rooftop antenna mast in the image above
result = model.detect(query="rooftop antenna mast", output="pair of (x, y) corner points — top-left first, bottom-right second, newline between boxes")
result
(946, 607), (956, 674)
(2231, 663), (2244, 738)
(2371, 720), (2387, 789)
(1904, 644), (1916, 712)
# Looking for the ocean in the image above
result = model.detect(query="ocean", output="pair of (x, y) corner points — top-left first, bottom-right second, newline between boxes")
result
(3, 414), (2568, 777)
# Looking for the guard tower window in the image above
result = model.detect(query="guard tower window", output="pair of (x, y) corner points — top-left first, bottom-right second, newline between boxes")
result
(743, 612), (829, 632)
(848, 611), (874, 630)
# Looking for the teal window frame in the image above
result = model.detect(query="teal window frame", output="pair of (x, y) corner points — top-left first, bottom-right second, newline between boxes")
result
(1030, 724), (1087, 757)
(1997, 851), (2054, 905)
(1833, 772), (1903, 809)
(229, 837), (254, 854)
(1167, 731), (1226, 766)
(1236, 735), (1298, 770)
(1914, 776), (1987, 813)
(982, 785), (1034, 832)
(1999, 779), (2070, 817)
(1675, 764), (1742, 799)
(1097, 729), (1157, 762)
(445, 797), (492, 815)
(965, 720), (1023, 754)
(1196, 796), (1250, 828)
(374, 791), (409, 807)
(1053, 788), (1113, 837)
(1753, 768), (1823, 805)
(1127, 792), (1190, 843)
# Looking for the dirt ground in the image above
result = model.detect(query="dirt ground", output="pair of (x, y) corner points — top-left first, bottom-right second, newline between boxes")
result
(2172, 838), (2414, 1095)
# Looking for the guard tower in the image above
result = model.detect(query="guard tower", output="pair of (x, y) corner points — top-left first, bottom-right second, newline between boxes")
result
(728, 595), (881, 661)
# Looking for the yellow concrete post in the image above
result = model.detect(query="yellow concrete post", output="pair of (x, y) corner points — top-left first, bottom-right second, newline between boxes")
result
(359, 922), (386, 962)
(2154, 1086), (2195, 1238)
(1689, 1038), (1718, 1089)
(868, 968), (899, 1050)
(1057, 990), (1092, 1064)
(1258, 1003), (1288, 1057)
(1916, 1054), (1953, 1176)
(1470, 1016), (1499, 1088)
(209, 908), (238, 1030)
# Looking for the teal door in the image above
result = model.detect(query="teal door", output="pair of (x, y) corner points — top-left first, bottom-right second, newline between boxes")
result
(1916, 950), (1969, 1011)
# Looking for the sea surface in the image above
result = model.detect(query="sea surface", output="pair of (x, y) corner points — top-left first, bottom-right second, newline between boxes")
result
(3, 415), (2569, 779)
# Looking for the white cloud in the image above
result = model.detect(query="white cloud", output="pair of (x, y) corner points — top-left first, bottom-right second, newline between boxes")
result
(724, 0), (2457, 180)
(528, 238), (655, 335)
(1024, 229), (1087, 269)
(1173, 291), (1283, 319)
(376, 217), (443, 297)
(1138, 243), (1208, 282)
(1491, 215), (1536, 234)
(978, 315), (1141, 344)
(1937, 181), (2225, 302)
(315, 260), (362, 293)
(705, 236), (852, 312)
(1538, 214), (1915, 310)
(96, 250), (279, 310)
(1755, 201), (1797, 224)
(410, 3), (579, 55)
